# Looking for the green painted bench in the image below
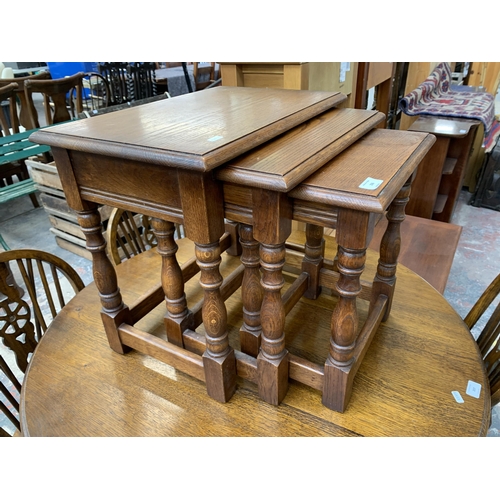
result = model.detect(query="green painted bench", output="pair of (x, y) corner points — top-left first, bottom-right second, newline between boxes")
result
(1, 128), (52, 250)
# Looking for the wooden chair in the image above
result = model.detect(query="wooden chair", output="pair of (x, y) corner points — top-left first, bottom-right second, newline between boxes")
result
(24, 72), (84, 129)
(105, 208), (158, 265)
(0, 354), (22, 436)
(0, 71), (51, 130)
(0, 83), (20, 136)
(464, 272), (500, 407)
(0, 249), (85, 374)
(192, 62), (219, 91)
(0, 83), (39, 209)
(127, 62), (158, 100)
(98, 62), (132, 106)
(72, 72), (110, 116)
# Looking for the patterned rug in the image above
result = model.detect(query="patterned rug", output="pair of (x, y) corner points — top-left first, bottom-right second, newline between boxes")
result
(399, 62), (500, 153)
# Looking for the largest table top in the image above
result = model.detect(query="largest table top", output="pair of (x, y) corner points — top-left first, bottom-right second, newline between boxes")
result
(20, 235), (491, 437)
(30, 86), (348, 172)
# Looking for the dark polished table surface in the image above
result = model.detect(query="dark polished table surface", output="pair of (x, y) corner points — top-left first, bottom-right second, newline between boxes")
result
(20, 233), (490, 437)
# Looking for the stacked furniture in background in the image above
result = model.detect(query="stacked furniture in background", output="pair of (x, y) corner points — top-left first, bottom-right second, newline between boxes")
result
(399, 62), (500, 221)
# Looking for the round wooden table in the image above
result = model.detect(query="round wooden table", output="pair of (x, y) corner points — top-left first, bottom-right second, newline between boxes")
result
(20, 236), (491, 436)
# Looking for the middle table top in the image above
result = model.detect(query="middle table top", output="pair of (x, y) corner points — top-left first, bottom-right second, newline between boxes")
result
(30, 87), (347, 172)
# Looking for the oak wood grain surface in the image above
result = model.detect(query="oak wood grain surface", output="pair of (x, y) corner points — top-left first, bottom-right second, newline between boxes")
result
(216, 108), (384, 191)
(408, 115), (478, 137)
(289, 129), (436, 213)
(30, 87), (346, 172)
(20, 234), (490, 437)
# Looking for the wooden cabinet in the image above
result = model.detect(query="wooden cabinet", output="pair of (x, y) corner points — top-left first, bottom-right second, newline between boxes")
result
(220, 62), (357, 107)
(405, 116), (479, 222)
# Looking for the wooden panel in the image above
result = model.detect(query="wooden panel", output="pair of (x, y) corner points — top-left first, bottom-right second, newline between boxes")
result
(369, 214), (462, 293)
(308, 62), (354, 96)
(409, 116), (477, 137)
(54, 236), (91, 260)
(26, 160), (62, 190)
(48, 215), (85, 239)
(240, 63), (286, 74)
(220, 64), (243, 87)
(243, 73), (284, 88)
(70, 152), (182, 210)
(284, 64), (308, 90)
(468, 62), (500, 95)
(366, 62), (394, 89)
(405, 136), (449, 218)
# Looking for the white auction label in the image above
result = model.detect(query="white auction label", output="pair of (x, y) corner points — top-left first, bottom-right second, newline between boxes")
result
(451, 391), (464, 403)
(359, 177), (383, 190)
(466, 380), (482, 398)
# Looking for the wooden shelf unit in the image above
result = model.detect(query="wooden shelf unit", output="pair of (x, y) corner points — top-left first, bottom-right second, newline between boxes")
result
(405, 116), (479, 222)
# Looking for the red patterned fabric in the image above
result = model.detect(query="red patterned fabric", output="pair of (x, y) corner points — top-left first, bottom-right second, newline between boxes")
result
(399, 63), (500, 152)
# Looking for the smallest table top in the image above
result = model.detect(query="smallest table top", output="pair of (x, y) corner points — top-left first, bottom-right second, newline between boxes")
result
(289, 128), (436, 213)
(30, 87), (346, 172)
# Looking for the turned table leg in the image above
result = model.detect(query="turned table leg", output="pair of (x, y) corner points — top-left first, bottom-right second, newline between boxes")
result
(322, 208), (371, 412)
(151, 217), (192, 347)
(252, 189), (292, 405)
(78, 205), (130, 354)
(302, 223), (325, 300)
(370, 175), (413, 321)
(258, 242), (289, 404)
(239, 224), (263, 357)
(178, 170), (236, 403)
(196, 241), (236, 402)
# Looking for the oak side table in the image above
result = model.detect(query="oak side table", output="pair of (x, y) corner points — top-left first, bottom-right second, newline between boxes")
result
(30, 86), (350, 404)
(218, 127), (435, 411)
(31, 87), (434, 413)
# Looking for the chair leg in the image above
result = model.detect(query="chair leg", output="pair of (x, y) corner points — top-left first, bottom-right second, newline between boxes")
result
(0, 233), (10, 251)
(28, 192), (40, 208)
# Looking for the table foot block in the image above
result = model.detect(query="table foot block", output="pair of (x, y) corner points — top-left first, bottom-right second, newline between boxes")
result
(164, 312), (194, 348)
(322, 360), (353, 412)
(203, 349), (237, 403)
(257, 352), (289, 405)
(239, 325), (261, 358)
(101, 307), (132, 354)
(322, 294), (387, 412)
(183, 328), (259, 383)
